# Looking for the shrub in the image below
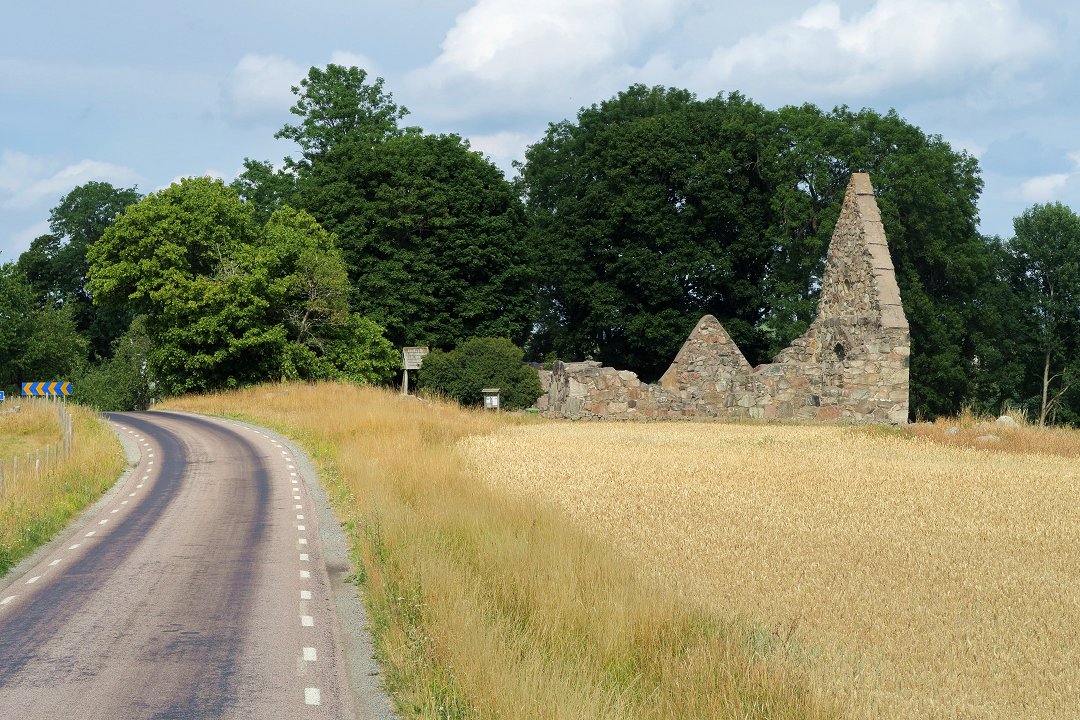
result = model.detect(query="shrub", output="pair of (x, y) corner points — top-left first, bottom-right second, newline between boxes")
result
(418, 337), (542, 410)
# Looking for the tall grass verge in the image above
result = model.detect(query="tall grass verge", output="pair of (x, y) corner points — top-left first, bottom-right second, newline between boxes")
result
(161, 383), (838, 720)
(0, 402), (125, 576)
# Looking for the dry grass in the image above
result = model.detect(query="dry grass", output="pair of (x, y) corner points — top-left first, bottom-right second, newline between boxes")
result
(162, 383), (838, 720)
(463, 421), (1080, 719)
(0, 401), (61, 458)
(0, 402), (125, 575)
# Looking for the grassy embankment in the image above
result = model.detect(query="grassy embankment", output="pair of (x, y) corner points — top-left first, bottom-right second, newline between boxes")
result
(0, 401), (125, 576)
(464, 416), (1080, 719)
(162, 383), (838, 720)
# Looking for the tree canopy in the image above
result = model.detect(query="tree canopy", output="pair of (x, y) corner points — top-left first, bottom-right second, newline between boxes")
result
(86, 177), (397, 397)
(12, 64), (1080, 424)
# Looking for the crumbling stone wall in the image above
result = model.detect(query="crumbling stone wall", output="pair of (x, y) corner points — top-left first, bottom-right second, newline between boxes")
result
(541, 173), (910, 424)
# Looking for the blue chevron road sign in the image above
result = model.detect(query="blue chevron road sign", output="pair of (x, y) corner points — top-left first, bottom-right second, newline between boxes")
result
(20, 381), (73, 397)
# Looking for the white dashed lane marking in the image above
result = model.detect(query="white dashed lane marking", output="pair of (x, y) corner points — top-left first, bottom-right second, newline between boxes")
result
(298, 538), (307, 545)
(26, 576), (40, 585)
(300, 590), (311, 600)
(301, 615), (314, 627)
(300, 571), (310, 579)
(305, 688), (321, 706)
(0, 596), (14, 605)
(85, 531), (96, 537)
(303, 647), (317, 662)
(68, 544), (80, 550)
(299, 554), (309, 561)
(49, 559), (61, 567)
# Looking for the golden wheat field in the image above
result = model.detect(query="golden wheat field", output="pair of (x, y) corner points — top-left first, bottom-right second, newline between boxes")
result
(462, 422), (1080, 719)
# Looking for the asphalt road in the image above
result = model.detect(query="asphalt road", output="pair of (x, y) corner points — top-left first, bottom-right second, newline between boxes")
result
(0, 411), (392, 719)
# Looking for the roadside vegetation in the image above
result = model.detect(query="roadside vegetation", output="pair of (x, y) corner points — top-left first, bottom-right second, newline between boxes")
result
(161, 382), (839, 720)
(0, 401), (124, 576)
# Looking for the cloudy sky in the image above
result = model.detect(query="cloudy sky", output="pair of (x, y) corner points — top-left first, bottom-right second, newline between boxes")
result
(2, 0), (1078, 261)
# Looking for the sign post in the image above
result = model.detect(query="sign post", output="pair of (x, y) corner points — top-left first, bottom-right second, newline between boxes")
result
(401, 347), (429, 396)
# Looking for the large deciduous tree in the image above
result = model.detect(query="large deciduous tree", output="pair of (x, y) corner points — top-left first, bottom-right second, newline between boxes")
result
(522, 86), (776, 379)
(300, 131), (535, 348)
(261, 64), (535, 350)
(87, 178), (280, 394)
(16, 181), (141, 360)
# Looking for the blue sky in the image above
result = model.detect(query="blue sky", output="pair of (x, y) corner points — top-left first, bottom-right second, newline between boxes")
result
(2, 0), (1078, 260)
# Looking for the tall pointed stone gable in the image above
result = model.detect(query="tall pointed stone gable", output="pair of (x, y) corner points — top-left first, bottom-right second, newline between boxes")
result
(814, 172), (908, 332)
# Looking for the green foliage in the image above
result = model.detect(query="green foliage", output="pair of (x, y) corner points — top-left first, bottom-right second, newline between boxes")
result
(230, 159), (298, 225)
(522, 86), (776, 379)
(277, 64), (409, 167)
(75, 316), (154, 411)
(86, 178), (397, 396)
(418, 337), (542, 410)
(299, 130), (536, 349)
(0, 263), (87, 394)
(16, 181), (141, 360)
(1005, 202), (1080, 424)
(326, 314), (400, 385)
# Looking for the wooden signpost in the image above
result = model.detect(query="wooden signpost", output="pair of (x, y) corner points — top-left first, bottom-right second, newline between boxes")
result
(401, 347), (429, 395)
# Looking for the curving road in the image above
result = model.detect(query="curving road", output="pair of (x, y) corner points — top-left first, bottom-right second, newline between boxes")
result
(0, 411), (385, 719)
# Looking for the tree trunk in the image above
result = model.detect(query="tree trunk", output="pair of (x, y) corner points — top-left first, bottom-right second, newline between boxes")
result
(1040, 348), (1051, 427)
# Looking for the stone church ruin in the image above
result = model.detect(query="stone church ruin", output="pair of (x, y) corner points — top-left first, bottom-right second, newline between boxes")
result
(537, 173), (910, 424)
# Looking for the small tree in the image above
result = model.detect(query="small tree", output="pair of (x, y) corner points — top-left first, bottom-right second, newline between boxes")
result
(418, 338), (542, 410)
(1008, 202), (1080, 426)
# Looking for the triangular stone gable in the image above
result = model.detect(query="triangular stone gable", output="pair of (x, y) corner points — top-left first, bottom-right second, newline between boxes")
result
(659, 314), (751, 390)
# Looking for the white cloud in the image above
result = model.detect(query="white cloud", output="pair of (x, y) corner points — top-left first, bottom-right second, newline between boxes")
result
(329, 51), (378, 74)
(467, 131), (537, 175)
(12, 221), (50, 248)
(412, 0), (682, 113)
(1, 157), (140, 210)
(693, 0), (1052, 99)
(1018, 173), (1070, 202)
(0, 150), (49, 194)
(434, 0), (680, 83)
(225, 54), (305, 122)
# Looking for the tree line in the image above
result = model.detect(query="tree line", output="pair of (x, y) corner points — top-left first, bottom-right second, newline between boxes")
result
(1, 65), (1077, 423)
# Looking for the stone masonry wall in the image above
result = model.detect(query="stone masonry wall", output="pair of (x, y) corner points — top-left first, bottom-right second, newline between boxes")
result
(541, 173), (910, 424)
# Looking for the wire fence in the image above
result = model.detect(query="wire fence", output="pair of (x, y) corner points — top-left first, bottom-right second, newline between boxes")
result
(0, 400), (74, 499)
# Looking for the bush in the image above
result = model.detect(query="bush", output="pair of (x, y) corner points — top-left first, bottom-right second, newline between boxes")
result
(75, 316), (154, 411)
(418, 337), (542, 410)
